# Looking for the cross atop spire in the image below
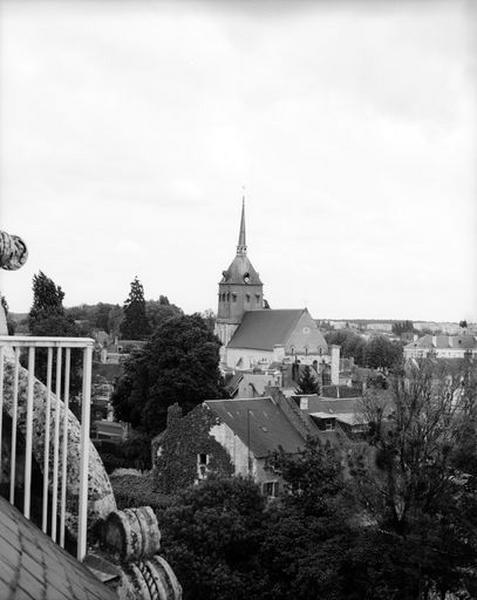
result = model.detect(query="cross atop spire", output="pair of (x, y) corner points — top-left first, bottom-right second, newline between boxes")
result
(236, 195), (247, 255)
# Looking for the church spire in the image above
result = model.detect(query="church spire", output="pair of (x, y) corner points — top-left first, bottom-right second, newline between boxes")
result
(236, 196), (247, 255)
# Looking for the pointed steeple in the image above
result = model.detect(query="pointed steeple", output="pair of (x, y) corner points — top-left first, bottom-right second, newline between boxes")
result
(236, 196), (247, 255)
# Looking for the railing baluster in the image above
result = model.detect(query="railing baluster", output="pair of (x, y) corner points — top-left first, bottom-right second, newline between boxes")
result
(51, 346), (62, 542)
(59, 348), (71, 548)
(77, 345), (93, 561)
(23, 346), (35, 518)
(42, 347), (53, 533)
(0, 336), (93, 561)
(0, 345), (4, 485)
(9, 348), (20, 505)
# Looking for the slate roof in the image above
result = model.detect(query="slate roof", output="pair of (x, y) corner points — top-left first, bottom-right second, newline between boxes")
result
(220, 254), (262, 286)
(205, 396), (307, 458)
(0, 495), (117, 600)
(227, 309), (305, 351)
(405, 334), (477, 350)
(294, 394), (392, 426)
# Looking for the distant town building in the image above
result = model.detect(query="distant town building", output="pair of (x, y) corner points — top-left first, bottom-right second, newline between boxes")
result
(404, 334), (477, 359)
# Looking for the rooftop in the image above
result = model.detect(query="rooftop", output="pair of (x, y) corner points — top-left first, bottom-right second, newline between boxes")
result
(205, 396), (308, 458)
(228, 309), (307, 351)
(405, 334), (477, 350)
(0, 495), (116, 600)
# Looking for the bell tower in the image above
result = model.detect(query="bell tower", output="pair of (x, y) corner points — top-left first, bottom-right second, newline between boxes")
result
(215, 199), (264, 347)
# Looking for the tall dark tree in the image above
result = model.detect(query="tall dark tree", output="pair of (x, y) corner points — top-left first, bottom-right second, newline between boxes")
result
(112, 313), (226, 434)
(295, 365), (320, 395)
(120, 276), (151, 340)
(29, 270), (65, 325)
(28, 272), (82, 399)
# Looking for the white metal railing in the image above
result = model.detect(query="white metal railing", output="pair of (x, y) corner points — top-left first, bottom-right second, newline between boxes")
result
(0, 336), (94, 561)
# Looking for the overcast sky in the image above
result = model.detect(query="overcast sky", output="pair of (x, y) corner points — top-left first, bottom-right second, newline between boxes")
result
(0, 0), (476, 322)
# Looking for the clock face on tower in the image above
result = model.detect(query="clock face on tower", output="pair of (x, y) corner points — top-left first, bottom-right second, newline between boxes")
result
(243, 272), (250, 284)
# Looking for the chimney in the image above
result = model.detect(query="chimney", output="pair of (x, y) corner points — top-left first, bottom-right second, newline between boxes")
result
(273, 344), (285, 363)
(331, 345), (340, 386)
(167, 403), (183, 429)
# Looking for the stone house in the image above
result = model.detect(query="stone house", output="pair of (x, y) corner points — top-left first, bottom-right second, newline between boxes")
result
(152, 395), (322, 497)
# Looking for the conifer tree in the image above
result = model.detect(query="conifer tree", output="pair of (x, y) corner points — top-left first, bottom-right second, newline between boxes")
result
(29, 271), (65, 325)
(28, 271), (81, 399)
(296, 364), (320, 395)
(120, 276), (151, 340)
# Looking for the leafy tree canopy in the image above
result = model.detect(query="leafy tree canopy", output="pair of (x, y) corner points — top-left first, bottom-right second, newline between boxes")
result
(159, 478), (266, 600)
(112, 313), (226, 434)
(146, 297), (183, 332)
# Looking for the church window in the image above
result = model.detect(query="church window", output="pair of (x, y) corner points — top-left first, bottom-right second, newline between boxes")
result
(246, 294), (250, 302)
(226, 293), (230, 302)
(232, 294), (237, 302)
(255, 295), (260, 303)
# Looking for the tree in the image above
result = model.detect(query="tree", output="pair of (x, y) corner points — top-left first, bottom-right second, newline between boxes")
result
(146, 298), (183, 332)
(29, 271), (65, 325)
(28, 272), (82, 399)
(201, 308), (216, 333)
(392, 320), (415, 336)
(295, 365), (320, 395)
(364, 335), (402, 369)
(112, 313), (226, 434)
(348, 360), (477, 598)
(120, 276), (151, 340)
(107, 305), (124, 339)
(459, 320), (468, 329)
(159, 478), (266, 600)
(325, 330), (366, 365)
(260, 439), (354, 600)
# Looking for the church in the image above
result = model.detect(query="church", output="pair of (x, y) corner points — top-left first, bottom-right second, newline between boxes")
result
(215, 201), (328, 370)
